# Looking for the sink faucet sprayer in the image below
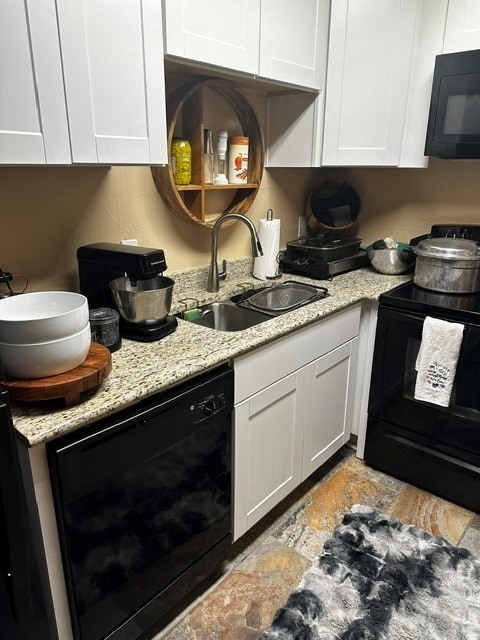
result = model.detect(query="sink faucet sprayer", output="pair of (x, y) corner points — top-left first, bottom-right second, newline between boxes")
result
(207, 214), (263, 293)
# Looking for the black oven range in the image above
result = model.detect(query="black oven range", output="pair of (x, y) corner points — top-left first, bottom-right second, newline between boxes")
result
(365, 224), (480, 513)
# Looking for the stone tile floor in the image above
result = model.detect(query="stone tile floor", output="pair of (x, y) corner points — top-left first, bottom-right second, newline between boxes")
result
(145, 446), (480, 640)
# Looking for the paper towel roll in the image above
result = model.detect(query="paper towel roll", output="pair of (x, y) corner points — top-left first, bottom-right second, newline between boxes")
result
(253, 218), (281, 280)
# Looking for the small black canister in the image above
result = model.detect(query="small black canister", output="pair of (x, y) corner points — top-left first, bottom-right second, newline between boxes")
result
(89, 307), (121, 352)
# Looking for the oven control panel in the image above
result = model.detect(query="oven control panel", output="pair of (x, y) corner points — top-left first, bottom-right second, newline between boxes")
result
(431, 224), (480, 242)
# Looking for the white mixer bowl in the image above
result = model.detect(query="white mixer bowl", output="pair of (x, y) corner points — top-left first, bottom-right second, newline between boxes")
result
(0, 291), (89, 343)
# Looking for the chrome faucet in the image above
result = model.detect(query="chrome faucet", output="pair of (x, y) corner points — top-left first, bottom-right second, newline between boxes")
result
(207, 214), (263, 293)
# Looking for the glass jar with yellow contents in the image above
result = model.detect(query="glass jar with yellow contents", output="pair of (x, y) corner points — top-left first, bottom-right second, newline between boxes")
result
(171, 137), (192, 185)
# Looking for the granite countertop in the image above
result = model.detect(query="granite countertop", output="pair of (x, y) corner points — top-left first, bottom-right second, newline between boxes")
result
(12, 263), (411, 447)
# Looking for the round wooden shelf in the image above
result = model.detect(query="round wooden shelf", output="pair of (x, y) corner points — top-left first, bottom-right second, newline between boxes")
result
(151, 79), (264, 228)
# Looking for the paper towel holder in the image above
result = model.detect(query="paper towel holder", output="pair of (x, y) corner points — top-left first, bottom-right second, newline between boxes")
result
(266, 209), (281, 280)
(253, 208), (282, 281)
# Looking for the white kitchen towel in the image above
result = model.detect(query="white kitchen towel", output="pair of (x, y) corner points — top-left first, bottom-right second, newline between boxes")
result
(414, 316), (464, 407)
(253, 217), (281, 280)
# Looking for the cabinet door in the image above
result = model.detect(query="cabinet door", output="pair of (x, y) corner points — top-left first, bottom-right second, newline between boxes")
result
(163, 0), (261, 75)
(302, 339), (358, 480)
(233, 370), (306, 541)
(0, 0), (70, 164)
(259, 0), (329, 89)
(56, 0), (167, 164)
(399, 0), (448, 167)
(266, 93), (324, 167)
(444, 0), (480, 52)
(322, 0), (418, 166)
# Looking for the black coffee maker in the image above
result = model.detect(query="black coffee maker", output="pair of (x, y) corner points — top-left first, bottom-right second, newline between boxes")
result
(77, 243), (178, 342)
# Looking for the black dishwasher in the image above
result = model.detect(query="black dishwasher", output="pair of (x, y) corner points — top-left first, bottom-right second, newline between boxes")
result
(47, 364), (233, 640)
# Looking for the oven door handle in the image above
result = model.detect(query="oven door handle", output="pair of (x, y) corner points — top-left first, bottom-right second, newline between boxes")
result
(394, 310), (469, 329)
(402, 312), (427, 323)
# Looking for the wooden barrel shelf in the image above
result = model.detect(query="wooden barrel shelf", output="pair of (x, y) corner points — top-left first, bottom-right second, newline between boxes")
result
(151, 79), (264, 228)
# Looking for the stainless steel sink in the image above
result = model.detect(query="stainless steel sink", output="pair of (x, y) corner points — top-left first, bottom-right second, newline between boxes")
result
(181, 281), (328, 332)
(189, 302), (269, 331)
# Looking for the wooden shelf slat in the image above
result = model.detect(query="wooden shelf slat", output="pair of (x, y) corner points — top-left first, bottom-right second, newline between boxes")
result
(204, 183), (258, 190)
(176, 184), (203, 191)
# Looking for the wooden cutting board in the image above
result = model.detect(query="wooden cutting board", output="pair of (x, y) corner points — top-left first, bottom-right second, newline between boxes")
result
(2, 342), (112, 406)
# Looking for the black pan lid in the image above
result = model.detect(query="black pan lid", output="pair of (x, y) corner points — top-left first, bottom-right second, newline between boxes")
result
(305, 180), (361, 235)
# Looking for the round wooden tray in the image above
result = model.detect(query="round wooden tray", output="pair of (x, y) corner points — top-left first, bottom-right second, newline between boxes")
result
(2, 342), (112, 406)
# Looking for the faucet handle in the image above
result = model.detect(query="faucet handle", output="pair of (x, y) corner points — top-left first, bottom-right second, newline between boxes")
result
(218, 259), (227, 281)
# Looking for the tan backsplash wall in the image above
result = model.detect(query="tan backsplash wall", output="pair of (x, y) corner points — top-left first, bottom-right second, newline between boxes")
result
(0, 165), (318, 292)
(0, 157), (479, 293)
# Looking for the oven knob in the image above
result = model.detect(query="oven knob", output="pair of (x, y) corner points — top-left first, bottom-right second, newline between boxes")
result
(203, 399), (216, 416)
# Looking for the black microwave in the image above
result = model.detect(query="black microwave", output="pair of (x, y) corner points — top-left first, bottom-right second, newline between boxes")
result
(425, 49), (480, 159)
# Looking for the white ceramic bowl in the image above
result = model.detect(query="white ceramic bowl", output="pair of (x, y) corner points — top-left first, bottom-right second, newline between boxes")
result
(0, 291), (89, 344)
(0, 325), (91, 379)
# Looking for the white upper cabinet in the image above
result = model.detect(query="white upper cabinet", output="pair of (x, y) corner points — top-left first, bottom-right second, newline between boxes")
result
(323, 0), (418, 166)
(444, 0), (480, 52)
(0, 0), (70, 164)
(163, 0), (261, 75)
(2, 0), (168, 165)
(162, 0), (327, 90)
(259, 0), (329, 89)
(322, 0), (448, 168)
(56, 0), (167, 164)
(399, 0), (448, 167)
(266, 92), (324, 167)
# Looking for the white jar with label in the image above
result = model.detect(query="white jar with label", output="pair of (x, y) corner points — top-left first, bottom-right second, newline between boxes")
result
(228, 136), (249, 184)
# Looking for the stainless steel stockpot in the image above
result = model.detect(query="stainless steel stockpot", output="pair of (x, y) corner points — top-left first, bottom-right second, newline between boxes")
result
(413, 237), (480, 293)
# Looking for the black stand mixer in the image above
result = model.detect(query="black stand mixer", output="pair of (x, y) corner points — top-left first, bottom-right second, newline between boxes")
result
(77, 243), (178, 342)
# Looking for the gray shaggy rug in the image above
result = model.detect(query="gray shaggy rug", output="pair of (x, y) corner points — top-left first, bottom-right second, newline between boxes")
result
(261, 505), (480, 639)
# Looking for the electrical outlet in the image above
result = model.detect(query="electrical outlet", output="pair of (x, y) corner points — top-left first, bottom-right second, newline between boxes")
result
(121, 239), (138, 246)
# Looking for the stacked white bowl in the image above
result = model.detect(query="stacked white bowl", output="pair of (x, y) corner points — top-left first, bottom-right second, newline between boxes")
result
(0, 292), (91, 379)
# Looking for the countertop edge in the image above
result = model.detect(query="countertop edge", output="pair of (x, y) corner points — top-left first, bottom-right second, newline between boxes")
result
(11, 269), (410, 447)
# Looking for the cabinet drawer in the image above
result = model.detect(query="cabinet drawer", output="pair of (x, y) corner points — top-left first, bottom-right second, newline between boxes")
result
(234, 304), (360, 403)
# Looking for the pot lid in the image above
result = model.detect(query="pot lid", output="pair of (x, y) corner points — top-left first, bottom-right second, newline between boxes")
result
(414, 236), (480, 260)
(305, 180), (361, 235)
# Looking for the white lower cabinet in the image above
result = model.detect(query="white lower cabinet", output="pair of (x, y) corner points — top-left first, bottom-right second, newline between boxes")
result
(233, 305), (360, 540)
(234, 370), (306, 538)
(302, 339), (357, 479)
